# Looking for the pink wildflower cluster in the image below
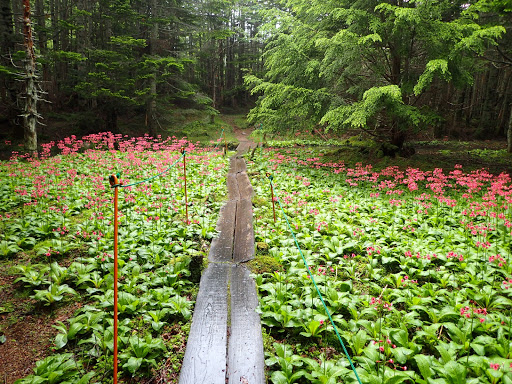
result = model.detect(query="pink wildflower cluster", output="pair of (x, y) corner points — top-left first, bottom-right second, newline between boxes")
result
(488, 254), (506, 267)
(475, 240), (492, 249)
(366, 246), (381, 256)
(44, 248), (60, 257)
(404, 251), (437, 261)
(370, 297), (393, 311)
(502, 278), (512, 289)
(446, 251), (464, 262)
(371, 339), (408, 371)
(309, 265), (335, 276)
(316, 221), (328, 232)
(53, 226), (69, 236)
(402, 275), (418, 285)
(460, 306), (487, 323)
(97, 252), (113, 262)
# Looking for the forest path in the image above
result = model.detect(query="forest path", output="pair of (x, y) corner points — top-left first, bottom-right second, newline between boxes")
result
(179, 136), (264, 384)
(220, 114), (254, 148)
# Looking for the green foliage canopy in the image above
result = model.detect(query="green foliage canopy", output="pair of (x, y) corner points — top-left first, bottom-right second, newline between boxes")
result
(247, 0), (506, 145)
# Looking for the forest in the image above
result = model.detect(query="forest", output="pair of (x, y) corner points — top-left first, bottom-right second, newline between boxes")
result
(1, 1), (512, 384)
(0, 0), (511, 153)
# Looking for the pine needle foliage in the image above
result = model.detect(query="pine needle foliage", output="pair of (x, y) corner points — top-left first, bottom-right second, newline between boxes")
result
(247, 0), (505, 146)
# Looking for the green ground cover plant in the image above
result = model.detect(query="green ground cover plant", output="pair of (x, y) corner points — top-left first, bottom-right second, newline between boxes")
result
(0, 132), (229, 382)
(248, 146), (512, 384)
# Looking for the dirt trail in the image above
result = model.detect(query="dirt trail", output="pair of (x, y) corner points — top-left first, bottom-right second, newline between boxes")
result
(179, 136), (264, 384)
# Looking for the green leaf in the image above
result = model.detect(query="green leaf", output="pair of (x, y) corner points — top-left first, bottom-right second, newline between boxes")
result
(414, 59), (451, 96)
(441, 361), (467, 384)
(270, 370), (289, 384)
(414, 354), (433, 380)
(54, 333), (68, 349)
(123, 356), (143, 374)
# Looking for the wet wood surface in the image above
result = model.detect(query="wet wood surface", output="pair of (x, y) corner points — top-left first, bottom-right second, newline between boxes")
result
(228, 265), (265, 384)
(180, 140), (262, 384)
(208, 200), (236, 262)
(179, 263), (230, 384)
(227, 173), (240, 201)
(233, 198), (254, 263)
(236, 172), (254, 199)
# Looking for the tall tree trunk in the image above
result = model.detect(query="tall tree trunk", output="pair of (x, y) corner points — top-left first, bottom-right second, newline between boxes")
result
(1, 0), (15, 53)
(507, 105), (512, 153)
(147, 0), (158, 137)
(22, 0), (38, 157)
(0, 0), (17, 125)
(11, 0), (23, 43)
(34, 0), (48, 114)
(34, 0), (45, 51)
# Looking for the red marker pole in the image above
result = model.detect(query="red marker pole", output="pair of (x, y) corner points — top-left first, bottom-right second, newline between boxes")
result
(109, 174), (120, 384)
(267, 173), (276, 223)
(182, 150), (189, 224)
(224, 130), (227, 157)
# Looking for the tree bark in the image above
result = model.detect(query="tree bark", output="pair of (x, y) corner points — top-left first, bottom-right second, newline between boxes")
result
(507, 104), (512, 153)
(22, 0), (38, 157)
(1, 0), (15, 54)
(146, 0), (158, 137)
(11, 0), (23, 43)
(0, 0), (19, 129)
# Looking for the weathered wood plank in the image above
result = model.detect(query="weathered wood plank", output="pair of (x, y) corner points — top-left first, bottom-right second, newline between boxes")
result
(179, 263), (230, 384)
(227, 173), (240, 201)
(233, 199), (254, 263)
(235, 157), (247, 173)
(228, 265), (265, 384)
(236, 172), (254, 199)
(208, 200), (237, 262)
(236, 141), (254, 155)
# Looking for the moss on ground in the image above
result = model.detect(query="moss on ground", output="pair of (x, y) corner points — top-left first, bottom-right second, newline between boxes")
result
(247, 252), (282, 275)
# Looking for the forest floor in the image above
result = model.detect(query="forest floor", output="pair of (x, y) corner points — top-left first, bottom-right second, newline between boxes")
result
(1, 113), (511, 383)
(0, 252), (83, 383)
(313, 138), (511, 175)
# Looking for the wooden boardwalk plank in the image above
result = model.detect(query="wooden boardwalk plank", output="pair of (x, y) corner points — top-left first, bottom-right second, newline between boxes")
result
(208, 200), (237, 262)
(233, 198), (254, 263)
(179, 263), (230, 384)
(227, 173), (240, 201)
(235, 157), (247, 173)
(180, 146), (263, 384)
(236, 172), (254, 200)
(228, 265), (265, 384)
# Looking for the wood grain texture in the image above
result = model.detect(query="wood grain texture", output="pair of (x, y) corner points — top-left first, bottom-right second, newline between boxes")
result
(228, 265), (265, 384)
(180, 150), (262, 384)
(227, 173), (240, 201)
(208, 200), (236, 262)
(179, 263), (230, 384)
(236, 172), (254, 199)
(235, 157), (247, 173)
(233, 198), (254, 263)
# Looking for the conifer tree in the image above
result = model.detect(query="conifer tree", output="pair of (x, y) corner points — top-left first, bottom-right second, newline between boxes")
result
(247, 0), (506, 149)
(22, 0), (38, 156)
